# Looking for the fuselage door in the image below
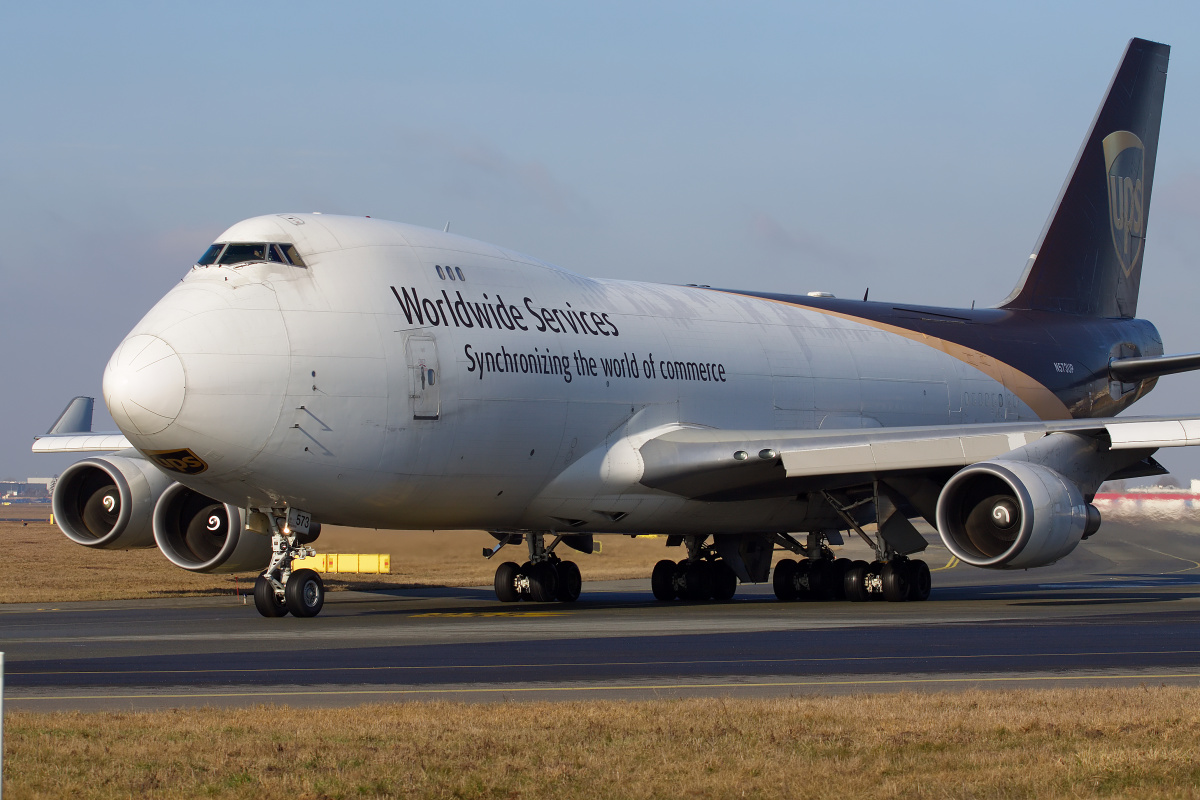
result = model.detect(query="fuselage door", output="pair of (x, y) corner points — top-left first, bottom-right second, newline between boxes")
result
(406, 336), (440, 420)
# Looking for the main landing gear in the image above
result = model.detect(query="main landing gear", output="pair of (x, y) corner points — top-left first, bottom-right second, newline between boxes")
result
(841, 557), (931, 602)
(253, 509), (326, 618)
(651, 535), (739, 602)
(490, 531), (583, 603)
(772, 528), (931, 604)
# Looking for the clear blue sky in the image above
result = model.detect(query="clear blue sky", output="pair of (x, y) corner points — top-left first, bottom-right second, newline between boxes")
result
(3, 1), (1200, 481)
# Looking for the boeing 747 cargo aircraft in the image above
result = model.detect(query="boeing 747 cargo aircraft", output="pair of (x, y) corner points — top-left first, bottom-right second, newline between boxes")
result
(35, 38), (1200, 618)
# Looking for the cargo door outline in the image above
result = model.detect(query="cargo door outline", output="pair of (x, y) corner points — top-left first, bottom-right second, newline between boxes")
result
(406, 336), (440, 420)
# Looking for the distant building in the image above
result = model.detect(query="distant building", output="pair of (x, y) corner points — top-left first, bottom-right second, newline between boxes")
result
(1093, 479), (1200, 522)
(0, 477), (53, 500)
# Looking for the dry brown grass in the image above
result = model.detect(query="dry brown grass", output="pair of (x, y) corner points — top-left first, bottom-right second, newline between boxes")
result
(5, 687), (1200, 798)
(0, 517), (674, 604)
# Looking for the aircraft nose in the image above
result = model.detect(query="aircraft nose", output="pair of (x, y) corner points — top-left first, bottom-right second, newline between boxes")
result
(103, 277), (290, 478)
(103, 334), (186, 436)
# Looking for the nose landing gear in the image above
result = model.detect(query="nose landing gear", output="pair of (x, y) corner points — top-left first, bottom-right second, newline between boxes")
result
(252, 508), (326, 618)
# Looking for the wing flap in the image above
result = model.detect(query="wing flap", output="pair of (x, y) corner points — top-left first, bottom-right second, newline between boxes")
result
(780, 432), (1041, 478)
(1105, 419), (1200, 449)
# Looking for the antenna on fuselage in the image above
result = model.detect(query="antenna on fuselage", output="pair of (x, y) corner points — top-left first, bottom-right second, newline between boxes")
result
(863, 288), (869, 301)
(444, 221), (450, 233)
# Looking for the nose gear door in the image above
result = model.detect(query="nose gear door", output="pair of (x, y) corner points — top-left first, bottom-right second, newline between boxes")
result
(406, 336), (440, 420)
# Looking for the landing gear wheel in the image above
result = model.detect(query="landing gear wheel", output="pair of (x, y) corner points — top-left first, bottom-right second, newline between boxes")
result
(809, 559), (838, 601)
(832, 558), (853, 600)
(652, 559), (678, 601)
(527, 562), (559, 602)
(793, 559), (813, 600)
(844, 565), (869, 602)
(712, 561), (738, 601)
(494, 561), (522, 602)
(556, 560), (582, 602)
(907, 559), (932, 601)
(882, 562), (909, 602)
(254, 575), (288, 617)
(867, 561), (885, 601)
(285, 569), (325, 617)
(681, 560), (714, 601)
(773, 559), (798, 601)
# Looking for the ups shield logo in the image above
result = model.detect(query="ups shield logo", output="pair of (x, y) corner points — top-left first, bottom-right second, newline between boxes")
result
(146, 448), (209, 475)
(1102, 130), (1145, 277)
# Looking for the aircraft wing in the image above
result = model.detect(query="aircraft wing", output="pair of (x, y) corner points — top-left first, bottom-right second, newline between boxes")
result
(636, 416), (1200, 501)
(31, 396), (131, 453)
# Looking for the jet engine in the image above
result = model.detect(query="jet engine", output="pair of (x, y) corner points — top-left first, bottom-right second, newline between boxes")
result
(935, 461), (1102, 570)
(152, 483), (271, 573)
(51, 455), (173, 549)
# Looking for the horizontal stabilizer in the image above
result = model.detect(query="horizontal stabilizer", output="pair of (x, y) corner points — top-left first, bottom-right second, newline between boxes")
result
(34, 395), (129, 453)
(1110, 352), (1200, 381)
(32, 433), (132, 454)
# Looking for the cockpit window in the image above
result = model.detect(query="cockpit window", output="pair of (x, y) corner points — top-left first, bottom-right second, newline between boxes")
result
(280, 244), (307, 267)
(196, 242), (307, 267)
(218, 244), (267, 264)
(197, 244), (224, 266)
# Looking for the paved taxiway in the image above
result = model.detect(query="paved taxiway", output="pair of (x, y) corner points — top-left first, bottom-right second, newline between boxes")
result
(2, 521), (1199, 710)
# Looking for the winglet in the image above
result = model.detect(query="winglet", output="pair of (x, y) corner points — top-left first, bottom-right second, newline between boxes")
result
(46, 396), (95, 435)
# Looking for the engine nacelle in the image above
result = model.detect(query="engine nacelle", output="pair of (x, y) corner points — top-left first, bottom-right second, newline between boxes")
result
(152, 483), (271, 573)
(935, 461), (1102, 569)
(51, 455), (173, 549)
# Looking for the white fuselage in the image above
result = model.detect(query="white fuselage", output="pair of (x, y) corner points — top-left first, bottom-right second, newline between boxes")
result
(103, 214), (1034, 535)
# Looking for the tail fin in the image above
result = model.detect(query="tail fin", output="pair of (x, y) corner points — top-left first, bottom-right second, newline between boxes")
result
(47, 396), (94, 434)
(1001, 38), (1169, 318)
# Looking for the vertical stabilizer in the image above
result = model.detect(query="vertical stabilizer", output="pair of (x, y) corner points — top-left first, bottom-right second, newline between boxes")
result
(47, 396), (95, 435)
(1001, 38), (1169, 318)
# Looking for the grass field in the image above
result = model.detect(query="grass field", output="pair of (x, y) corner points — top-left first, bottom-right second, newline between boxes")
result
(4, 687), (1199, 799)
(0, 514), (680, 604)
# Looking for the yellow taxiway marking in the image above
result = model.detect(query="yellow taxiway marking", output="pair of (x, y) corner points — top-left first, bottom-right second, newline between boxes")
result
(409, 611), (570, 618)
(932, 555), (959, 571)
(0, 608), (64, 614)
(11, 648), (1200, 678)
(1125, 542), (1200, 574)
(13, 672), (1200, 702)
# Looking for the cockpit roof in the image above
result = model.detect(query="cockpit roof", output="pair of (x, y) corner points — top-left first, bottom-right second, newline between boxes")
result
(210, 213), (587, 279)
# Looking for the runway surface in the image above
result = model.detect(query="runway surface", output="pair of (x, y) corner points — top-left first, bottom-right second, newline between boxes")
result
(3, 521), (1199, 710)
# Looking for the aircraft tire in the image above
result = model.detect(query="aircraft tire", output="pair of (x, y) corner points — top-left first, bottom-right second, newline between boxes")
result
(844, 565), (869, 602)
(253, 575), (288, 617)
(494, 561), (522, 602)
(556, 560), (582, 602)
(681, 561), (714, 601)
(882, 562), (909, 602)
(811, 559), (839, 601)
(832, 559), (854, 600)
(908, 559), (932, 601)
(528, 562), (559, 602)
(772, 559), (798, 601)
(652, 559), (678, 600)
(285, 569), (325, 617)
(793, 559), (813, 600)
(712, 561), (738, 601)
